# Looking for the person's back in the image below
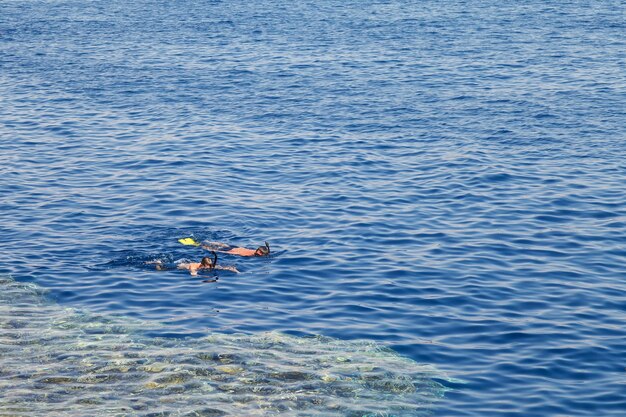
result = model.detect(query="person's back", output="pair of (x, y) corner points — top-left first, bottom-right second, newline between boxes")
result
(182, 261), (203, 276)
(178, 255), (215, 275)
(225, 247), (257, 257)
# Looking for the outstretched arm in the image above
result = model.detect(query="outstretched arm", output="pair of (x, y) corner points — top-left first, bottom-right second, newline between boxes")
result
(215, 265), (240, 273)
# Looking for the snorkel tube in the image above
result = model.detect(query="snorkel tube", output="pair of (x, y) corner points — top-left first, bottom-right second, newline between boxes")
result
(211, 251), (218, 270)
(265, 241), (270, 255)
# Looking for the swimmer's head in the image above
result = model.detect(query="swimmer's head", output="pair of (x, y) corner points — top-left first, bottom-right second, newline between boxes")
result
(255, 242), (270, 256)
(200, 256), (214, 268)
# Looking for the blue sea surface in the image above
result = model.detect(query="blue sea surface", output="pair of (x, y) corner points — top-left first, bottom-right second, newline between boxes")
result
(1, 0), (625, 415)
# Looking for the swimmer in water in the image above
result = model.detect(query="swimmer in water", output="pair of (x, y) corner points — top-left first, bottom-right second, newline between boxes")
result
(151, 251), (239, 275)
(202, 241), (270, 257)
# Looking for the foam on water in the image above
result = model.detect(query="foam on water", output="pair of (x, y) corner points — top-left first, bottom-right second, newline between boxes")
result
(0, 276), (446, 416)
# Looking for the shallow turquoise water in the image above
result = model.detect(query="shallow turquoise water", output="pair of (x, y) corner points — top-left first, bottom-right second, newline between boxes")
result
(0, 276), (446, 416)
(1, 0), (625, 415)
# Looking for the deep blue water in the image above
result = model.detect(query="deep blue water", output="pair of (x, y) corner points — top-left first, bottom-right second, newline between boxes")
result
(1, 0), (626, 415)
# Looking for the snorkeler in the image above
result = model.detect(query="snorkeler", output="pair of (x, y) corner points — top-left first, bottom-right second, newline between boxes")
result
(202, 241), (270, 257)
(151, 251), (239, 275)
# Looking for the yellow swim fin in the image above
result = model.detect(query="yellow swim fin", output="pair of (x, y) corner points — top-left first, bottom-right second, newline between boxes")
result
(178, 237), (200, 246)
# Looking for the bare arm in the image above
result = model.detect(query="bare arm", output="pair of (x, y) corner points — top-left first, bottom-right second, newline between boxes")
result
(215, 265), (240, 273)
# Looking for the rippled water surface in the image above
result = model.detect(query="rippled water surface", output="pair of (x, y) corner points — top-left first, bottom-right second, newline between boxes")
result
(1, 1), (625, 415)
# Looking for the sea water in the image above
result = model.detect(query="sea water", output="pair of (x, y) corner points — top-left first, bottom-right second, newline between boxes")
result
(0, 276), (446, 416)
(1, 1), (625, 416)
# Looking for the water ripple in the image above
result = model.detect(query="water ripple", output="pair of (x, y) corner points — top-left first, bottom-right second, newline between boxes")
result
(2, 0), (626, 416)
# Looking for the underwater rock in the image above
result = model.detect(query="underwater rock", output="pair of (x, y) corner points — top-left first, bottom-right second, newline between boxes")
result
(0, 277), (447, 416)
